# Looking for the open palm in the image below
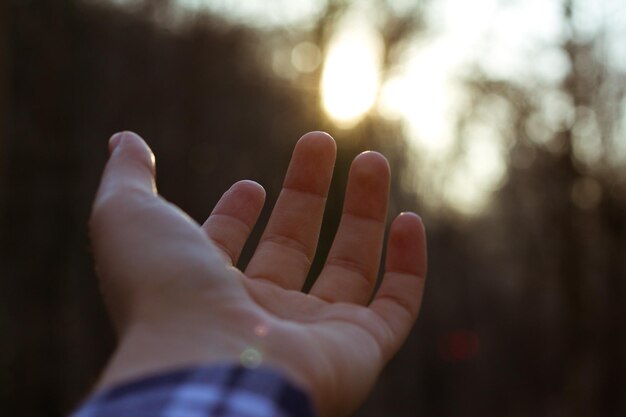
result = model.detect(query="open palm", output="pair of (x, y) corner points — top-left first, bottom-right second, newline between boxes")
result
(90, 131), (427, 417)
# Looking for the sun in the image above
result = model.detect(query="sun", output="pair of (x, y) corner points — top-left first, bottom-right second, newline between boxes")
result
(320, 24), (382, 128)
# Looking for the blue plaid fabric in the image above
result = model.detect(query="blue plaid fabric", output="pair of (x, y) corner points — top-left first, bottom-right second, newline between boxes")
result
(71, 364), (316, 417)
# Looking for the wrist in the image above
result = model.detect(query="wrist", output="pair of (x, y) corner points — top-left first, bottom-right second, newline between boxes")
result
(95, 306), (323, 414)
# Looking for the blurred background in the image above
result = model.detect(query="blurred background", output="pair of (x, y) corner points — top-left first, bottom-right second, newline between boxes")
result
(2, 0), (626, 416)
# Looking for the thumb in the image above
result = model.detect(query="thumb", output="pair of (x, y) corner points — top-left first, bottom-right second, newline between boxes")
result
(89, 132), (158, 328)
(96, 131), (157, 202)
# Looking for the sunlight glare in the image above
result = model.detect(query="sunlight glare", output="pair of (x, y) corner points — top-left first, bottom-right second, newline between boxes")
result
(378, 41), (462, 153)
(321, 21), (382, 128)
(378, 39), (508, 216)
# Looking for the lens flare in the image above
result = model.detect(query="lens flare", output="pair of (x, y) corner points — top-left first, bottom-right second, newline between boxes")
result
(240, 347), (263, 368)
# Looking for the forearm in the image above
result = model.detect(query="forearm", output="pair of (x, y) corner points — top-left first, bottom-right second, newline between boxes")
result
(89, 315), (322, 417)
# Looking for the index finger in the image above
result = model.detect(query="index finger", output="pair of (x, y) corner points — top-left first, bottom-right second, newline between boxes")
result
(245, 132), (336, 289)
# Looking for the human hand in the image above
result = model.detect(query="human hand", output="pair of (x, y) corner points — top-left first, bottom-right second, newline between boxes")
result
(89, 131), (427, 417)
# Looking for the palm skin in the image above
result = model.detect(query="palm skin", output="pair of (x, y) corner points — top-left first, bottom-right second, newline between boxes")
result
(90, 131), (427, 417)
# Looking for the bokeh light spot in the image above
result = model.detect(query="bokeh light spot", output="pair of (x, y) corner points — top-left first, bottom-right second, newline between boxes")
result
(291, 42), (322, 73)
(571, 177), (602, 211)
(240, 347), (263, 369)
(438, 330), (480, 362)
(254, 324), (269, 337)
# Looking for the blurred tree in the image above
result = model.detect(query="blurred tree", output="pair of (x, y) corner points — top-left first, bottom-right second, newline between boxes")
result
(436, 0), (626, 415)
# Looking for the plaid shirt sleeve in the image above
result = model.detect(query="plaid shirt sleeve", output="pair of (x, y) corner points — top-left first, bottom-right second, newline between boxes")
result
(71, 364), (317, 417)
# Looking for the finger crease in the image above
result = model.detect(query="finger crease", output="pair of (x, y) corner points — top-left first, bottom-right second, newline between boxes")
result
(208, 213), (253, 233)
(385, 269), (424, 279)
(209, 237), (236, 265)
(342, 211), (386, 225)
(262, 234), (313, 264)
(375, 293), (416, 319)
(282, 185), (328, 200)
(326, 256), (374, 285)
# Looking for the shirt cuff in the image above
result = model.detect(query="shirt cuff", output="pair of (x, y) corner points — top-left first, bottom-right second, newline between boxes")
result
(71, 364), (316, 417)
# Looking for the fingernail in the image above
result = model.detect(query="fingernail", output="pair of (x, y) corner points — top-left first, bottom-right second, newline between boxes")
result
(108, 132), (126, 154)
(400, 211), (422, 222)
